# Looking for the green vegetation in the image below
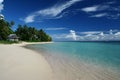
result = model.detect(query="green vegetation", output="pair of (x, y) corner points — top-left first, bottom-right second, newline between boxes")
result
(0, 40), (19, 44)
(15, 25), (52, 42)
(0, 20), (13, 40)
(0, 19), (52, 43)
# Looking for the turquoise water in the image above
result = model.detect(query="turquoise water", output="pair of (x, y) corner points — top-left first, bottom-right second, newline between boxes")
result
(30, 42), (120, 69)
(27, 42), (120, 80)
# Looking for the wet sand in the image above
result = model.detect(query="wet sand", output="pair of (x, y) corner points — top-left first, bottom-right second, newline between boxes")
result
(29, 46), (120, 80)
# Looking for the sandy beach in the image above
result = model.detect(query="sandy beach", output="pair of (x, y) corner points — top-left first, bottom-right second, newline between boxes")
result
(0, 42), (120, 80)
(0, 42), (55, 80)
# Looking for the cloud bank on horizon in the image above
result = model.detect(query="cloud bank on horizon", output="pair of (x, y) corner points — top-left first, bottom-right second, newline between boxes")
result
(23, 0), (82, 23)
(52, 29), (120, 41)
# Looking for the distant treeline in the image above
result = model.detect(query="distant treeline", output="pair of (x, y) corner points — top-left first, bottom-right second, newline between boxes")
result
(0, 19), (52, 42)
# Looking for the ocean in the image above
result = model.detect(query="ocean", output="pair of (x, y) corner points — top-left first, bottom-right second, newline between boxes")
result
(26, 42), (120, 80)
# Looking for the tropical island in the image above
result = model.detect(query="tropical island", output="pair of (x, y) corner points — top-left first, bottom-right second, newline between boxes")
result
(0, 17), (52, 44)
(0, 16), (54, 80)
(0, 0), (120, 80)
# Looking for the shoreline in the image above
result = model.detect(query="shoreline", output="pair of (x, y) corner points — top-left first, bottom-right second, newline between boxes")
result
(11, 41), (53, 46)
(1, 42), (120, 80)
(24, 42), (120, 80)
(0, 42), (55, 80)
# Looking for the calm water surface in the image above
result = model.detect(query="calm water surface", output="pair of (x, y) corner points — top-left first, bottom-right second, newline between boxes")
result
(26, 42), (120, 80)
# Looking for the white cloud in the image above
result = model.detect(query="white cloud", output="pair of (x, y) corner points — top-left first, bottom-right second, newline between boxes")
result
(99, 32), (104, 36)
(81, 5), (109, 13)
(79, 31), (101, 35)
(81, 1), (120, 19)
(52, 30), (120, 41)
(0, 0), (3, 3)
(24, 14), (36, 23)
(38, 0), (81, 16)
(90, 13), (108, 18)
(81, 5), (99, 12)
(115, 32), (120, 35)
(45, 27), (67, 30)
(23, 0), (82, 23)
(0, 0), (4, 13)
(52, 30), (78, 41)
(78, 30), (120, 41)
(69, 30), (77, 40)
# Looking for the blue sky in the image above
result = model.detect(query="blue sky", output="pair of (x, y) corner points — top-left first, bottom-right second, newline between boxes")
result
(1, 0), (120, 41)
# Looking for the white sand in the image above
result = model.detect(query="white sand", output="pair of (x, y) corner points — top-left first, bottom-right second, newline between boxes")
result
(0, 42), (55, 80)
(1, 42), (120, 80)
